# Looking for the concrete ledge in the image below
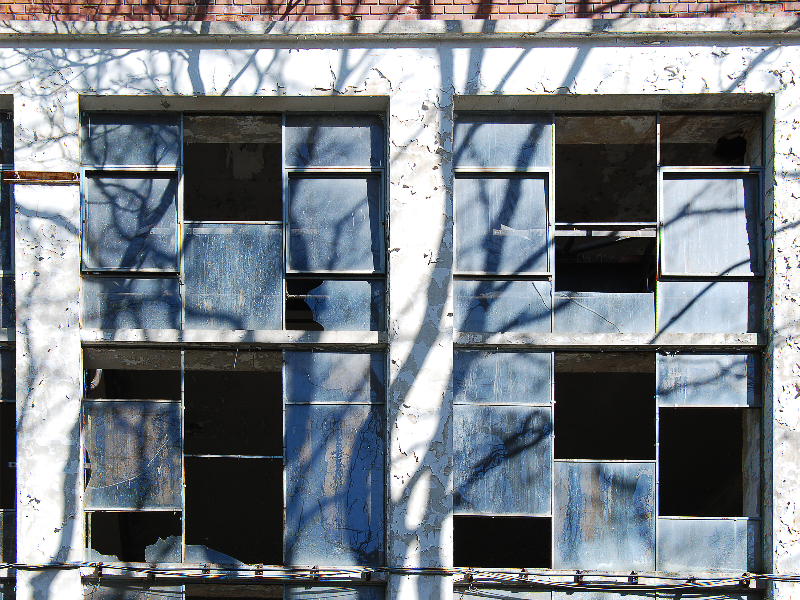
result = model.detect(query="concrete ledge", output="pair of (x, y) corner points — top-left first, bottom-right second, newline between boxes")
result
(455, 331), (764, 349)
(0, 17), (799, 42)
(81, 328), (387, 347)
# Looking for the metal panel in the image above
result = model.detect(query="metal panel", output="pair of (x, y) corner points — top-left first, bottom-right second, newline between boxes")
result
(288, 177), (381, 273)
(82, 583), (183, 600)
(657, 518), (761, 572)
(184, 223), (282, 330)
(83, 401), (181, 510)
(453, 351), (551, 406)
(661, 175), (761, 276)
(454, 405), (551, 515)
(82, 277), (181, 329)
(657, 281), (761, 334)
(456, 177), (548, 274)
(657, 354), (759, 407)
(285, 115), (384, 168)
(285, 404), (384, 567)
(293, 279), (384, 331)
(284, 587), (385, 600)
(455, 280), (552, 333)
(285, 351), (384, 404)
(0, 511), (14, 563)
(553, 462), (655, 571)
(554, 292), (655, 334)
(84, 173), (178, 270)
(82, 113), (181, 167)
(454, 115), (553, 169)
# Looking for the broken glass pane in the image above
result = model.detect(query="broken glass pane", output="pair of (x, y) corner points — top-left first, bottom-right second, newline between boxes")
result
(454, 114), (552, 169)
(660, 113), (763, 167)
(657, 517), (761, 572)
(288, 177), (381, 272)
(454, 351), (551, 405)
(83, 401), (181, 510)
(456, 176), (548, 274)
(82, 583), (184, 600)
(657, 354), (759, 407)
(84, 173), (178, 270)
(553, 292), (655, 334)
(82, 277), (180, 329)
(455, 279), (551, 333)
(454, 405), (551, 515)
(286, 279), (384, 331)
(82, 113), (180, 167)
(285, 587), (385, 600)
(285, 404), (384, 567)
(657, 281), (761, 334)
(285, 114), (384, 168)
(285, 351), (384, 405)
(661, 175), (761, 276)
(553, 461), (655, 571)
(184, 223), (282, 330)
(85, 511), (181, 563)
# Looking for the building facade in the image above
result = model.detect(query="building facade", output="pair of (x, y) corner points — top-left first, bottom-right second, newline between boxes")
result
(0, 13), (797, 600)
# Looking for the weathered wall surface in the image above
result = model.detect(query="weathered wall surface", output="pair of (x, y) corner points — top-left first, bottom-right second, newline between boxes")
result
(0, 19), (797, 600)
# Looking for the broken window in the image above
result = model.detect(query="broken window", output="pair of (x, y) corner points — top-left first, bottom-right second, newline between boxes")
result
(83, 348), (385, 573)
(81, 112), (386, 333)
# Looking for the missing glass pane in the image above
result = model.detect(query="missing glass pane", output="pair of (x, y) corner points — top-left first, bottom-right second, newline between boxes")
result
(453, 516), (550, 568)
(86, 511), (181, 563)
(84, 368), (180, 401)
(660, 113), (762, 167)
(0, 403), (14, 509)
(554, 353), (656, 460)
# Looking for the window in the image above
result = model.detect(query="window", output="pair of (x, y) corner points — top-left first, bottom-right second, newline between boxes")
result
(452, 112), (763, 575)
(80, 112), (387, 597)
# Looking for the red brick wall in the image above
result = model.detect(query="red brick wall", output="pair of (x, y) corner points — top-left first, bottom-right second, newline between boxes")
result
(2, 0), (795, 22)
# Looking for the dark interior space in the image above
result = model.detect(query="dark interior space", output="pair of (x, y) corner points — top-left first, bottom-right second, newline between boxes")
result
(659, 408), (749, 517)
(185, 457), (283, 565)
(87, 511), (181, 563)
(84, 369), (181, 401)
(183, 115), (282, 222)
(554, 353), (656, 460)
(184, 370), (282, 457)
(0, 403), (13, 509)
(555, 115), (657, 224)
(185, 583), (283, 599)
(555, 235), (656, 293)
(660, 113), (762, 167)
(286, 279), (324, 331)
(453, 516), (550, 568)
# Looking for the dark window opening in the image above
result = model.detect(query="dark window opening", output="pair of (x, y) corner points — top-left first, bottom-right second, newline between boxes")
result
(0, 403), (14, 510)
(183, 115), (282, 222)
(84, 369), (181, 401)
(454, 516), (551, 568)
(554, 352), (656, 460)
(185, 457), (283, 566)
(185, 584), (283, 599)
(86, 511), (181, 563)
(660, 113), (762, 167)
(555, 235), (656, 293)
(659, 407), (760, 517)
(286, 278), (325, 331)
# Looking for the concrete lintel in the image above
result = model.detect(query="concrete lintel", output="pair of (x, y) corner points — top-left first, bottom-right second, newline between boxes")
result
(455, 331), (764, 350)
(0, 17), (798, 43)
(81, 328), (387, 347)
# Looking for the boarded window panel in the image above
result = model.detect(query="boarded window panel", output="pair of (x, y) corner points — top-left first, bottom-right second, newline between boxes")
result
(454, 405), (551, 516)
(456, 176), (548, 274)
(82, 114), (181, 167)
(284, 587), (385, 600)
(453, 351), (551, 406)
(285, 352), (384, 405)
(661, 175), (761, 276)
(657, 517), (761, 572)
(83, 401), (181, 510)
(455, 279), (551, 333)
(82, 277), (181, 330)
(657, 354), (760, 407)
(82, 583), (184, 600)
(285, 404), (384, 567)
(184, 223), (282, 331)
(553, 461), (655, 571)
(286, 279), (384, 332)
(84, 174), (178, 270)
(285, 115), (384, 168)
(454, 114), (553, 169)
(185, 457), (282, 566)
(553, 292), (655, 334)
(288, 177), (381, 273)
(657, 281), (761, 334)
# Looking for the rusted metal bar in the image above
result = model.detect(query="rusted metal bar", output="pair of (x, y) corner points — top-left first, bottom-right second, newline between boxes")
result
(4, 171), (79, 184)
